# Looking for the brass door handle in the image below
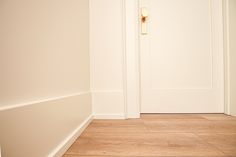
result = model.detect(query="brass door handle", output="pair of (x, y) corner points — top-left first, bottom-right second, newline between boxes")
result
(141, 7), (148, 35)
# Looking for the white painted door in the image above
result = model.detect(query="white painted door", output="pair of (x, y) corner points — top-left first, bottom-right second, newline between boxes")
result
(140, 0), (224, 113)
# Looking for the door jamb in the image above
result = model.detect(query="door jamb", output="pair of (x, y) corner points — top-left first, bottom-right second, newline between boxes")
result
(124, 0), (141, 118)
(223, 0), (231, 115)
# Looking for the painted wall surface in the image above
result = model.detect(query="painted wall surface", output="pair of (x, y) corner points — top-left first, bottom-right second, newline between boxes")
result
(228, 0), (236, 115)
(89, 0), (125, 118)
(0, 0), (91, 156)
(0, 0), (90, 107)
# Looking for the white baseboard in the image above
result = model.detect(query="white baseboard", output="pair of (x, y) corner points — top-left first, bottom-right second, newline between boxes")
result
(48, 114), (93, 157)
(93, 113), (125, 119)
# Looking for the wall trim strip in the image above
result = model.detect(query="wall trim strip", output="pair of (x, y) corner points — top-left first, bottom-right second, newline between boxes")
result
(93, 113), (126, 119)
(91, 90), (123, 93)
(0, 91), (90, 111)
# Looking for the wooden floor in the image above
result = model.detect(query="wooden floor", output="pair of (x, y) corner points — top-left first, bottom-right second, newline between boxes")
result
(63, 114), (236, 157)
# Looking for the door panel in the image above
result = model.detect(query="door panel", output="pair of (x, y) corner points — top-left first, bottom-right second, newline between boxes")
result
(140, 0), (224, 113)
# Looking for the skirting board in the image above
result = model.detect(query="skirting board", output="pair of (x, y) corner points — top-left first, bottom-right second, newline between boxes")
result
(48, 114), (93, 157)
(93, 114), (125, 119)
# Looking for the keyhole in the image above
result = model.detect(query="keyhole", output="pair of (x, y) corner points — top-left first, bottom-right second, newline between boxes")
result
(142, 16), (147, 23)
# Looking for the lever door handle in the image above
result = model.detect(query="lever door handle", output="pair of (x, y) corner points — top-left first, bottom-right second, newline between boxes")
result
(141, 7), (148, 35)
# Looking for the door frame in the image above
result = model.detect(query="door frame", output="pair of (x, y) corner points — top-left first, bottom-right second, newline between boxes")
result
(124, 0), (229, 118)
(222, 0), (231, 115)
(123, 0), (140, 118)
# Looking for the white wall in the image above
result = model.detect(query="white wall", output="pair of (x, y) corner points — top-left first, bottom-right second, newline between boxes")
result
(228, 0), (236, 115)
(0, 0), (92, 156)
(0, 0), (90, 107)
(89, 0), (126, 119)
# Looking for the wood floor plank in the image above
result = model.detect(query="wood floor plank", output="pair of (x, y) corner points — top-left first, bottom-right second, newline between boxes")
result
(65, 132), (225, 156)
(63, 114), (236, 157)
(144, 119), (236, 133)
(196, 133), (236, 156)
(86, 119), (148, 133)
(197, 114), (236, 121)
(63, 155), (230, 157)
